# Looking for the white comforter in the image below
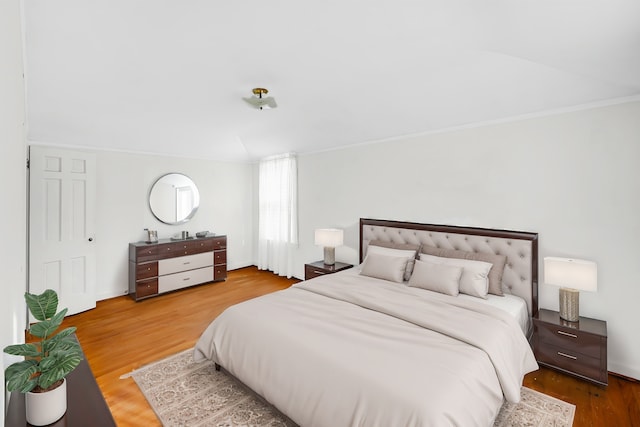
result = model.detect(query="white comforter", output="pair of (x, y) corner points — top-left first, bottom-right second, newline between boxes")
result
(194, 271), (538, 427)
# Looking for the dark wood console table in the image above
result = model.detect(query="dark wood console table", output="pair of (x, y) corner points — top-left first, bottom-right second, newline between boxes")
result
(5, 338), (115, 427)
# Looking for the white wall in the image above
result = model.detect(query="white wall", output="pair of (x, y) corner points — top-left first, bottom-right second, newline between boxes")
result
(295, 100), (640, 380)
(99, 150), (255, 299)
(0, 0), (27, 422)
(28, 147), (255, 301)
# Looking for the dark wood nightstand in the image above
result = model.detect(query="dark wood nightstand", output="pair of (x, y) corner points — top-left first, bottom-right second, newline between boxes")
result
(532, 308), (608, 386)
(304, 261), (353, 280)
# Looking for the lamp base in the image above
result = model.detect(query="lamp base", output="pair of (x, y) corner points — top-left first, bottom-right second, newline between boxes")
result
(323, 247), (335, 265)
(559, 288), (580, 322)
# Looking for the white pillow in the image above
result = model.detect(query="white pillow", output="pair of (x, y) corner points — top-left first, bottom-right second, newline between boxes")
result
(360, 252), (409, 283)
(408, 259), (462, 296)
(366, 245), (417, 281)
(419, 253), (492, 299)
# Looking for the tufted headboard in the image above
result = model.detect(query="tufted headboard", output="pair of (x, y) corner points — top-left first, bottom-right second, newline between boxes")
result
(359, 218), (539, 317)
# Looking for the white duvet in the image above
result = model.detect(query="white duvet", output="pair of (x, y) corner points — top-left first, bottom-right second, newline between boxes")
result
(194, 271), (538, 427)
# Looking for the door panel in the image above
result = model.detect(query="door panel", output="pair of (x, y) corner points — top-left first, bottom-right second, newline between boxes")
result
(29, 146), (96, 316)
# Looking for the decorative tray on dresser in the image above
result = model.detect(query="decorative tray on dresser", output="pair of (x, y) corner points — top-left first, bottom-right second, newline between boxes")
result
(128, 234), (227, 301)
(532, 308), (608, 386)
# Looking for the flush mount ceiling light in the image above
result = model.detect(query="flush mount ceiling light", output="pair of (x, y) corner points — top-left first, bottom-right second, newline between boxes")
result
(243, 88), (277, 110)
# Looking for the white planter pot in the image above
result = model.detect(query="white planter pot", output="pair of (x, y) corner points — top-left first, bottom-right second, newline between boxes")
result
(25, 378), (67, 426)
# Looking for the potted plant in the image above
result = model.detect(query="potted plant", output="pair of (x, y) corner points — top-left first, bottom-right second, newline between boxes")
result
(3, 289), (83, 426)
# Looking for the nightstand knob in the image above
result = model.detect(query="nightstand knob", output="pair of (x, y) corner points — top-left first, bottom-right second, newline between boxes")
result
(557, 330), (578, 338)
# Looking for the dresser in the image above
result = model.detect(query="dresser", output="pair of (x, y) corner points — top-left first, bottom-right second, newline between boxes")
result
(532, 308), (608, 386)
(129, 235), (227, 301)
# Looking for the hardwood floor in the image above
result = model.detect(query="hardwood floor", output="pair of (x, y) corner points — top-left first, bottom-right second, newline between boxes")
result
(57, 266), (639, 427)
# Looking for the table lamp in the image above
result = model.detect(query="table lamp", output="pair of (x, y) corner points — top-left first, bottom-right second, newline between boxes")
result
(314, 228), (344, 265)
(544, 257), (597, 322)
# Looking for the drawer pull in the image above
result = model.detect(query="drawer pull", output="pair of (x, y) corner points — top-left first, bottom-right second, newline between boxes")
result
(183, 277), (191, 281)
(313, 270), (326, 275)
(557, 330), (578, 338)
(183, 261), (191, 265)
(557, 351), (577, 360)
(147, 267), (151, 271)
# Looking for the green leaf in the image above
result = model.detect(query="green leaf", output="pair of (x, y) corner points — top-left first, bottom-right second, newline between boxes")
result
(4, 360), (39, 392)
(50, 326), (77, 341)
(52, 338), (81, 354)
(45, 332), (80, 356)
(37, 353), (83, 389)
(25, 289), (58, 321)
(38, 355), (56, 371)
(3, 343), (40, 357)
(29, 308), (67, 339)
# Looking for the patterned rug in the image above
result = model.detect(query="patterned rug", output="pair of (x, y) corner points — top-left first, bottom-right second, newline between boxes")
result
(125, 348), (575, 427)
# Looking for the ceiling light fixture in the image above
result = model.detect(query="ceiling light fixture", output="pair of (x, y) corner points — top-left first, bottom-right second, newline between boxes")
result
(243, 88), (277, 110)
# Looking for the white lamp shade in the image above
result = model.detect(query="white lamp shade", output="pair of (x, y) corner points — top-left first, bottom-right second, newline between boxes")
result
(544, 257), (597, 292)
(314, 228), (344, 247)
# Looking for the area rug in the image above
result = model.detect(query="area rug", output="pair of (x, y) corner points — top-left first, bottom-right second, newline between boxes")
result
(124, 348), (575, 427)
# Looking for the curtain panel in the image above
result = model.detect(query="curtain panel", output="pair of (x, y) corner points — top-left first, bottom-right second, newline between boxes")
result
(258, 153), (298, 278)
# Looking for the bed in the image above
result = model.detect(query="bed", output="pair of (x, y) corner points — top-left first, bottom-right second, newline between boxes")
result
(194, 218), (540, 426)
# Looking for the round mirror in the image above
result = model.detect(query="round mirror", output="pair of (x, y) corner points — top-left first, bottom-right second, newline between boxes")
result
(148, 173), (200, 225)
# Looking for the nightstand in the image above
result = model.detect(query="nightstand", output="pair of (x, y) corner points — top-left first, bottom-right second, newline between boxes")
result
(533, 308), (608, 386)
(304, 261), (353, 280)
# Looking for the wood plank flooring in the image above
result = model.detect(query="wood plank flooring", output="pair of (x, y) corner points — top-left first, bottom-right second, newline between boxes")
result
(56, 266), (638, 427)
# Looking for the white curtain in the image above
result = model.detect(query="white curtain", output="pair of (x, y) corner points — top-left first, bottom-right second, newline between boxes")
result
(258, 153), (298, 278)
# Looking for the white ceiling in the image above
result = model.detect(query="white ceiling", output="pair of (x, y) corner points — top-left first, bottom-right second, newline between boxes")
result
(22, 0), (640, 162)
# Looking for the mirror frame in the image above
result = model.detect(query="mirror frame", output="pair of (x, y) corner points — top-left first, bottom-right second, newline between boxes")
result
(148, 173), (200, 225)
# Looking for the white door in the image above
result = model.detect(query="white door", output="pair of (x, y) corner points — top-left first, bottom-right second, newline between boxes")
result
(29, 146), (97, 316)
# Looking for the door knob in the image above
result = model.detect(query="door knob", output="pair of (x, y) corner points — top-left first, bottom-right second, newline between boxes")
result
(88, 237), (94, 242)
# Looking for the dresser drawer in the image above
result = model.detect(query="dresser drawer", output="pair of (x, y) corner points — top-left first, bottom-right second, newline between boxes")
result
(136, 262), (158, 280)
(135, 278), (158, 298)
(156, 240), (216, 258)
(158, 266), (214, 293)
(158, 241), (196, 259)
(214, 265), (227, 280)
(536, 322), (602, 358)
(212, 236), (226, 250)
(187, 238), (214, 254)
(135, 245), (158, 263)
(536, 341), (606, 383)
(214, 250), (227, 265)
(158, 252), (213, 276)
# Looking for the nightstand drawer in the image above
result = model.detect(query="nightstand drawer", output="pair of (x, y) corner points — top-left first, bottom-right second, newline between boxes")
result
(536, 322), (602, 358)
(536, 341), (606, 383)
(305, 265), (328, 280)
(305, 261), (353, 280)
